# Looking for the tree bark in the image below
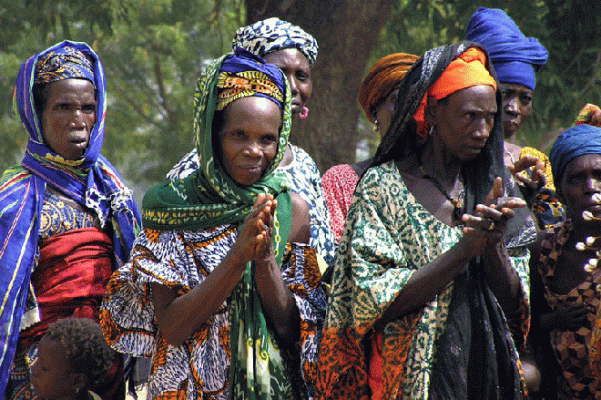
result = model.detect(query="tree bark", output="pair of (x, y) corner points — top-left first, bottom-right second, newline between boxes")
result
(244, 0), (395, 172)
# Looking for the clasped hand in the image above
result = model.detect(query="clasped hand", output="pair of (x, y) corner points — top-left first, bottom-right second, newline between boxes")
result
(231, 193), (277, 266)
(460, 177), (526, 254)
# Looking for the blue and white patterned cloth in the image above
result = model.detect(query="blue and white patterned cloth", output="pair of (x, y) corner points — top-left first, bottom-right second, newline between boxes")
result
(232, 17), (319, 66)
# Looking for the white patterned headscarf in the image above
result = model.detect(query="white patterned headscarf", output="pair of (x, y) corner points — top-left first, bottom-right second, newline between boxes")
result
(232, 17), (319, 66)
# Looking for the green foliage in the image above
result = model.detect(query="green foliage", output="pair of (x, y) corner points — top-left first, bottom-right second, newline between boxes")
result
(0, 0), (244, 195)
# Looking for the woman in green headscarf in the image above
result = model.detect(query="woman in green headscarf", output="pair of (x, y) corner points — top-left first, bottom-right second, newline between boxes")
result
(100, 49), (327, 400)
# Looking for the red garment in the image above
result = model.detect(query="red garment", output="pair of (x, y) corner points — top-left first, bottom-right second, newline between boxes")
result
(321, 164), (360, 243)
(20, 227), (113, 347)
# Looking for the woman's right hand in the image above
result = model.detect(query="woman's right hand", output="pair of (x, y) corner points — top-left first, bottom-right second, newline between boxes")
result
(231, 193), (274, 265)
(458, 177), (526, 257)
(543, 302), (590, 330)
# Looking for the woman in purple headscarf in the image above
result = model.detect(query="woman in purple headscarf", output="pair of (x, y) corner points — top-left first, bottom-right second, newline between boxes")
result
(467, 7), (564, 230)
(0, 41), (141, 399)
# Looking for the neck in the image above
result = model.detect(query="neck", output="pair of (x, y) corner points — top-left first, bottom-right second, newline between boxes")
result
(419, 138), (462, 185)
(570, 218), (600, 243)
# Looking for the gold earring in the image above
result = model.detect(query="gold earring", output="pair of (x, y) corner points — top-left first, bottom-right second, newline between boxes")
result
(373, 119), (379, 132)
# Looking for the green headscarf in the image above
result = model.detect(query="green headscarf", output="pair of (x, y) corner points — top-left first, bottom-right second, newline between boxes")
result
(143, 50), (297, 399)
(142, 50), (292, 230)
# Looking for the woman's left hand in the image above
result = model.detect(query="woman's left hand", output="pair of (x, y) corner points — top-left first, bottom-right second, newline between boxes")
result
(252, 193), (278, 265)
(461, 177), (526, 244)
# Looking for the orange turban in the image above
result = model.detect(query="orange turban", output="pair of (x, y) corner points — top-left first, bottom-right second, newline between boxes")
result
(358, 53), (419, 123)
(414, 47), (497, 137)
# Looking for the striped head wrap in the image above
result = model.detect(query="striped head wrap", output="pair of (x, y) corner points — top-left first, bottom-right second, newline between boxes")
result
(358, 53), (419, 123)
(216, 48), (286, 111)
(232, 17), (318, 66)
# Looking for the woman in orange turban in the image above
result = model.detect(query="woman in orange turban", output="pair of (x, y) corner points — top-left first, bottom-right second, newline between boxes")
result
(317, 42), (536, 400)
(321, 53), (418, 243)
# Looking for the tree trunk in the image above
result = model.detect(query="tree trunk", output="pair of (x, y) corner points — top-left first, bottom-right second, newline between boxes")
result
(244, 0), (395, 172)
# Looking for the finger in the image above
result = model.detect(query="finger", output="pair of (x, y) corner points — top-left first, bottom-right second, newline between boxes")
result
(511, 156), (539, 174)
(484, 177), (504, 205)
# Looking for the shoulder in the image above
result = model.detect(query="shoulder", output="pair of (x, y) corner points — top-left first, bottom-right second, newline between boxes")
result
(289, 192), (310, 244)
(0, 165), (30, 189)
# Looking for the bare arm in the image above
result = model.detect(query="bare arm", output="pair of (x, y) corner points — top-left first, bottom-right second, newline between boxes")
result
(152, 198), (271, 346)
(254, 194), (301, 346)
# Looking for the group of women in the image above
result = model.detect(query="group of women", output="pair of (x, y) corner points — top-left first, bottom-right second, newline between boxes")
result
(2, 6), (601, 400)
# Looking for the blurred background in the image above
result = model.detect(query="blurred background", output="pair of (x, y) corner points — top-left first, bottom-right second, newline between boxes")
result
(1, 0), (600, 207)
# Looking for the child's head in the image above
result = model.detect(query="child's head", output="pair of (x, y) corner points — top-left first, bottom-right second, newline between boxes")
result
(30, 318), (114, 399)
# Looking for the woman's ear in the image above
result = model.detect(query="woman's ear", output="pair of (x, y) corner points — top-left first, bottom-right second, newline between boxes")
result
(425, 96), (439, 127)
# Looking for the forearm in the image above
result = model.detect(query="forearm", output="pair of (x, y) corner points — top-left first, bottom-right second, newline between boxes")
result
(153, 251), (246, 346)
(255, 257), (300, 346)
(375, 241), (473, 329)
(482, 241), (522, 314)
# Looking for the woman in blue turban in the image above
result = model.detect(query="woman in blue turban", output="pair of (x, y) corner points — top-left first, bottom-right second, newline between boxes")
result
(529, 113), (601, 399)
(1, 41), (141, 399)
(467, 7), (564, 231)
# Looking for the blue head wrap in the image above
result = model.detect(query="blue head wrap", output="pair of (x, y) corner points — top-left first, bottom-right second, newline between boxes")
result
(466, 7), (548, 90)
(232, 17), (318, 67)
(550, 124), (601, 186)
(0, 41), (141, 391)
(217, 48), (287, 111)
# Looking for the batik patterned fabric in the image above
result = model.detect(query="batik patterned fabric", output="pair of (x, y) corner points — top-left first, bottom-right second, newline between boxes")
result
(0, 40), (141, 393)
(320, 164), (359, 242)
(535, 221), (601, 399)
(165, 144), (337, 265)
(101, 226), (327, 400)
(232, 17), (318, 66)
(316, 162), (531, 400)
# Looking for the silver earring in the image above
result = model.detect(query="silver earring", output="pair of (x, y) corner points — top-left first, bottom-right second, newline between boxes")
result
(429, 125), (435, 136)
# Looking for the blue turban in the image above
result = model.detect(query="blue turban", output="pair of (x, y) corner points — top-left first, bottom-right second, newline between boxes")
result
(232, 17), (319, 66)
(550, 124), (601, 186)
(466, 7), (548, 90)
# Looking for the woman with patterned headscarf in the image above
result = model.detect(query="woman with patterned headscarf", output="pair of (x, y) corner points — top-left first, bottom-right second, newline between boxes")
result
(0, 41), (141, 399)
(529, 105), (601, 400)
(467, 7), (563, 230)
(317, 42), (536, 400)
(321, 53), (418, 243)
(101, 49), (326, 400)
(169, 17), (337, 269)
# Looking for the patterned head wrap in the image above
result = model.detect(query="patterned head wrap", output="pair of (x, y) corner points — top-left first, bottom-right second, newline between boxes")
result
(34, 45), (95, 85)
(216, 48), (286, 111)
(466, 7), (548, 90)
(232, 17), (318, 67)
(358, 53), (419, 123)
(0, 40), (140, 391)
(575, 103), (601, 127)
(142, 49), (292, 230)
(413, 47), (497, 137)
(550, 116), (601, 186)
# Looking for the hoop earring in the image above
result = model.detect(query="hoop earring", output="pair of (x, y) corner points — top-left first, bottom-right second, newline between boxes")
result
(299, 106), (309, 119)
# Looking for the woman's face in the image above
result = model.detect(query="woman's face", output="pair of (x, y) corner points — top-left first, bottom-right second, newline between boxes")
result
(559, 153), (601, 222)
(499, 82), (533, 139)
(219, 96), (281, 186)
(374, 88), (398, 137)
(429, 85), (497, 162)
(263, 48), (312, 117)
(41, 78), (97, 160)
(30, 336), (78, 399)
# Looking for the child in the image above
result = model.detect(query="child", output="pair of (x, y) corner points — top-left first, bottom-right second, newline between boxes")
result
(30, 318), (114, 400)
